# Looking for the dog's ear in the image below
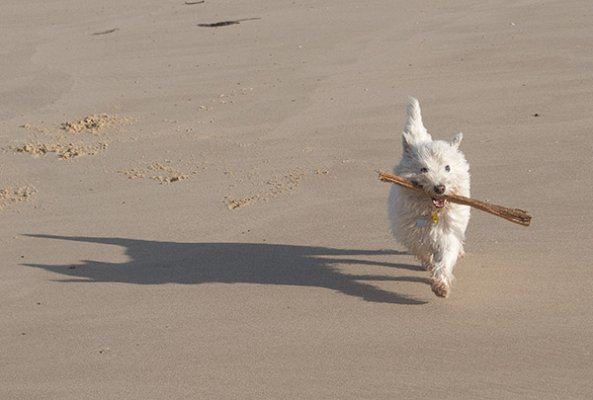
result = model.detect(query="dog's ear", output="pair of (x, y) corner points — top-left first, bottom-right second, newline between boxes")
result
(403, 97), (432, 149)
(402, 131), (414, 153)
(450, 132), (463, 149)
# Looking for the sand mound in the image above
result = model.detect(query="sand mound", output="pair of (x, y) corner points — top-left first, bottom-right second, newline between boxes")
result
(16, 142), (108, 160)
(15, 112), (131, 159)
(60, 113), (133, 133)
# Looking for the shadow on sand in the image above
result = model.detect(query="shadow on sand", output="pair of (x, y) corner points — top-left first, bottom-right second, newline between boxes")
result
(23, 234), (429, 305)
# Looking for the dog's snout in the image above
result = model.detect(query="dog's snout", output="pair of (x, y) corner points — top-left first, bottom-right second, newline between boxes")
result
(434, 184), (446, 195)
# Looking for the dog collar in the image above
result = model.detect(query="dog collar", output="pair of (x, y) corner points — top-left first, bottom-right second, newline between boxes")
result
(416, 210), (439, 226)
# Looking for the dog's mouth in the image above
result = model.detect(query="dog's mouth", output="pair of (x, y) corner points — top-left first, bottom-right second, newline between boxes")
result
(432, 197), (446, 209)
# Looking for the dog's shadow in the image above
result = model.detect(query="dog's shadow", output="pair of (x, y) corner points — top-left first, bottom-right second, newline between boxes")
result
(23, 234), (429, 305)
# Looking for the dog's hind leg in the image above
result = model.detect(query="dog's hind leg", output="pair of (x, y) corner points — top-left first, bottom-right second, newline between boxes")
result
(430, 239), (462, 298)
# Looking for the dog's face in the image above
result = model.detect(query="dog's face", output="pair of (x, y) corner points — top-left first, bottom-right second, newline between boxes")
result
(396, 97), (470, 208)
(398, 139), (469, 207)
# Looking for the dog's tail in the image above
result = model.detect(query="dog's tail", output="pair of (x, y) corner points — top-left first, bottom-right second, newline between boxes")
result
(403, 97), (432, 146)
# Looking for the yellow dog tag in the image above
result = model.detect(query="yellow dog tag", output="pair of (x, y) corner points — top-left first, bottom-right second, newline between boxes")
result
(432, 211), (439, 224)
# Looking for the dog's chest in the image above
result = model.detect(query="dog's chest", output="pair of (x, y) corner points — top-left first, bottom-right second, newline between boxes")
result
(408, 209), (456, 247)
(415, 210), (440, 227)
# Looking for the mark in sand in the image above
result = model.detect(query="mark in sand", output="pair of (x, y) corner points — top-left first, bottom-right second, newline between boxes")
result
(223, 169), (316, 210)
(198, 17), (261, 28)
(118, 160), (192, 184)
(92, 28), (119, 36)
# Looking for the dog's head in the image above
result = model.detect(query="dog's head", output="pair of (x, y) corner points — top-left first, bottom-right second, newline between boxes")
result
(396, 97), (470, 208)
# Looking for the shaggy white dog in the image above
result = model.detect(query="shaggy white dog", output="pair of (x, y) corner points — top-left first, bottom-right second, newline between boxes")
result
(388, 97), (471, 298)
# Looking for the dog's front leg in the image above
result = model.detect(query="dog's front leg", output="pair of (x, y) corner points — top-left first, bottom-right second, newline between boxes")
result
(430, 239), (462, 298)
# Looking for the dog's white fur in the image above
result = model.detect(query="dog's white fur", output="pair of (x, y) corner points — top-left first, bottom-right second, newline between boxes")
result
(388, 97), (471, 298)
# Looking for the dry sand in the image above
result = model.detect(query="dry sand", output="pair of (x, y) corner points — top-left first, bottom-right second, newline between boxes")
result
(1, 1), (592, 399)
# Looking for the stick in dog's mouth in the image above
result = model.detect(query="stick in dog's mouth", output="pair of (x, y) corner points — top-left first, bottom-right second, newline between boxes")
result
(378, 170), (532, 226)
(411, 179), (447, 209)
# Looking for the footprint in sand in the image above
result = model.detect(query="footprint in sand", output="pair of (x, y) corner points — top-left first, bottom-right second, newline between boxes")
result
(223, 168), (330, 210)
(14, 113), (133, 160)
(118, 160), (201, 184)
(0, 186), (36, 211)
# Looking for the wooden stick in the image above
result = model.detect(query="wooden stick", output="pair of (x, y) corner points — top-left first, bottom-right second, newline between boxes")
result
(378, 170), (532, 227)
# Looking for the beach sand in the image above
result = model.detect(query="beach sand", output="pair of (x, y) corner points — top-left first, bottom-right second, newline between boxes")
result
(1, 1), (592, 399)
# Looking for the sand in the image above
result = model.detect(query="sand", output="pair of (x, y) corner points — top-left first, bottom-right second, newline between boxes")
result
(1, 1), (592, 399)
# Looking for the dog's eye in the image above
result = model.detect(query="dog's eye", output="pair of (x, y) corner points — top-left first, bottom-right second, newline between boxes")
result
(420, 167), (428, 173)
(445, 165), (451, 172)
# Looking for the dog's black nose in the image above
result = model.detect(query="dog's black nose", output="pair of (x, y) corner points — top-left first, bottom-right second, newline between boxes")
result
(434, 184), (446, 195)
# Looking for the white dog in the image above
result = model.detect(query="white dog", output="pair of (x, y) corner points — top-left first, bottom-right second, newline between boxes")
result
(388, 97), (471, 298)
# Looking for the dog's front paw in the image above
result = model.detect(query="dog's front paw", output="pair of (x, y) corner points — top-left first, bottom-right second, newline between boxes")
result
(431, 278), (450, 298)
